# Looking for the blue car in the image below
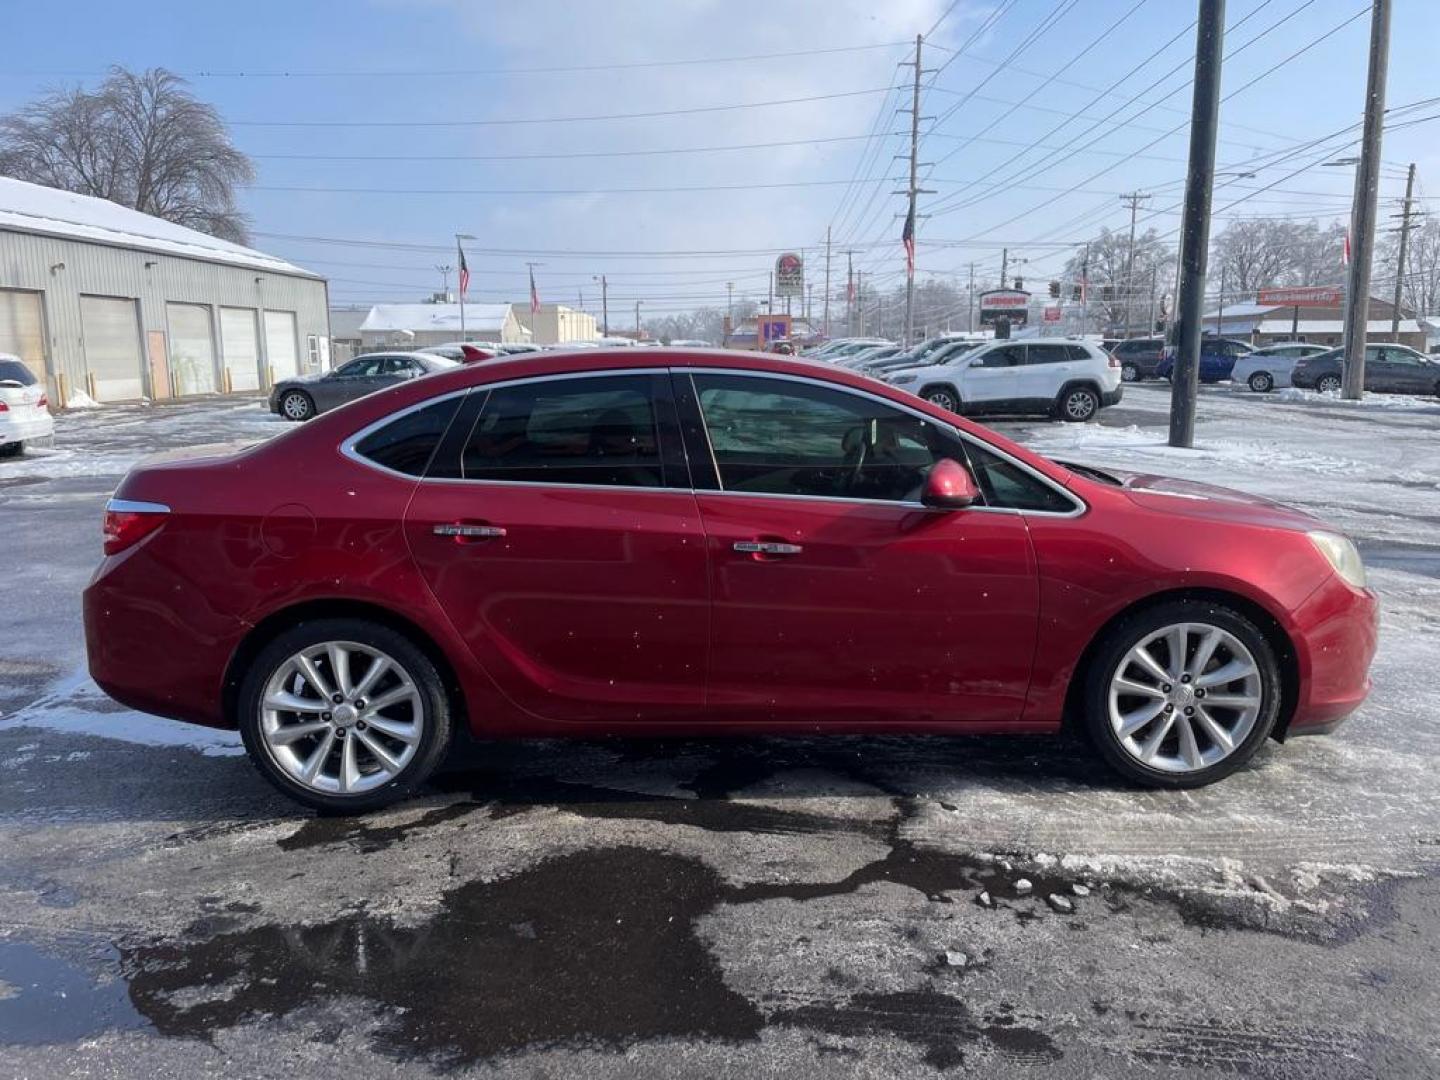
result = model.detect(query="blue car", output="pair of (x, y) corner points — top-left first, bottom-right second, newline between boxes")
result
(1155, 337), (1253, 383)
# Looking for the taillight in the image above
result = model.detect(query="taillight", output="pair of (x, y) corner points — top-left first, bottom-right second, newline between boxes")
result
(36, 394), (48, 409)
(0, 400), (8, 412)
(102, 499), (170, 555)
(1108, 354), (1120, 368)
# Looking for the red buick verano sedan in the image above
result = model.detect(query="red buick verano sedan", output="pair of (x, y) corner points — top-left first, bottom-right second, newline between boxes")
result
(84, 349), (1378, 811)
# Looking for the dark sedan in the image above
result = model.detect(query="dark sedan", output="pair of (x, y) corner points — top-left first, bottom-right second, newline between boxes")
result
(269, 352), (459, 421)
(1290, 344), (1440, 396)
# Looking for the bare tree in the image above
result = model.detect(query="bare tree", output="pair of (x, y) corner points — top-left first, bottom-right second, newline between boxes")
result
(1380, 216), (1440, 317)
(1063, 227), (1174, 332)
(0, 67), (255, 243)
(1211, 219), (1295, 295)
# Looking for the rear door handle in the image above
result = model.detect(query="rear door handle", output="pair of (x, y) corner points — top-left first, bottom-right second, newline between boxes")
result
(433, 523), (507, 539)
(734, 541), (803, 556)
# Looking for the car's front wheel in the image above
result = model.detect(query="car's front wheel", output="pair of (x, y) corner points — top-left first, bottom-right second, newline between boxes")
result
(1083, 600), (1281, 788)
(238, 618), (453, 812)
(1248, 372), (1274, 393)
(921, 386), (961, 413)
(280, 390), (316, 422)
(1058, 385), (1100, 422)
(1316, 374), (1342, 394)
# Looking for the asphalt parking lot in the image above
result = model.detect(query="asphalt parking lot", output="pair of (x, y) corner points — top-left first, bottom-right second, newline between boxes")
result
(2, 384), (1438, 1078)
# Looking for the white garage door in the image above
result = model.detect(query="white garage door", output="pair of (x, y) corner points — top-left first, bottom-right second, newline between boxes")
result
(0, 289), (48, 385)
(79, 296), (145, 402)
(219, 307), (261, 392)
(167, 303), (217, 396)
(264, 310), (299, 381)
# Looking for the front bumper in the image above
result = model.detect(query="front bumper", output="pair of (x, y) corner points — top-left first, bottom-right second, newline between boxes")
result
(1284, 573), (1380, 736)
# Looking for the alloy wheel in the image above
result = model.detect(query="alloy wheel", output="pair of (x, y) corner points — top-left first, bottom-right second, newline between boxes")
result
(282, 392), (313, 421)
(1317, 375), (1342, 394)
(1107, 622), (1262, 774)
(1248, 372), (1273, 393)
(1121, 364), (1139, 382)
(1063, 389), (1097, 421)
(258, 641), (424, 795)
(924, 389), (959, 413)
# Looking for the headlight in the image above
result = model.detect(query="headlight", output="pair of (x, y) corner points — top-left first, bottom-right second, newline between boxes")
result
(1308, 531), (1366, 589)
(890, 374), (917, 385)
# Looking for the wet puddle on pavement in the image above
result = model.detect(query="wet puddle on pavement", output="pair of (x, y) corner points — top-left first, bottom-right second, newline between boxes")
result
(0, 939), (145, 1044)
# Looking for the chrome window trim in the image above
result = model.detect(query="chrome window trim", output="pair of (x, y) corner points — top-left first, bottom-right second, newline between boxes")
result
(338, 364), (1086, 518)
(339, 368), (674, 484)
(675, 366), (1087, 519)
(106, 498), (171, 514)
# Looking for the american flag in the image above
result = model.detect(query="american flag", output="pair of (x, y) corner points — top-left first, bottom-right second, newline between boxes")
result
(1342, 228), (1351, 266)
(529, 267), (540, 314)
(457, 242), (470, 297)
(901, 205), (916, 276)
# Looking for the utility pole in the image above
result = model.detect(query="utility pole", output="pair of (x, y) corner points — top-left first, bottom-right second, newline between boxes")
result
(1168, 0), (1225, 449)
(1080, 242), (1091, 336)
(1121, 191), (1153, 340)
(1148, 265), (1158, 334)
(846, 251), (855, 335)
(1000, 248), (1008, 290)
(967, 262), (976, 331)
(896, 34), (935, 349)
(1215, 264), (1226, 335)
(725, 281), (734, 346)
(635, 299), (643, 340)
(1391, 161), (1417, 340)
(1341, 0), (1392, 399)
(593, 275), (609, 336)
(823, 227), (833, 337)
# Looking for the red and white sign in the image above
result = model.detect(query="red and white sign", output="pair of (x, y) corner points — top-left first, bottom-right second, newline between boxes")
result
(1257, 286), (1343, 308)
(979, 288), (1029, 310)
(1043, 305), (1062, 323)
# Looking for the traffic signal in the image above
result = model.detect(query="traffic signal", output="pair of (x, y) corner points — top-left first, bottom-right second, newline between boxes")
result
(1048, 280), (1060, 298)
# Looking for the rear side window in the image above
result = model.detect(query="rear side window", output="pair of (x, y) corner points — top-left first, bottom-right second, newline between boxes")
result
(353, 396), (464, 476)
(1065, 344), (1094, 362)
(963, 440), (1076, 513)
(0, 359), (37, 386)
(461, 375), (664, 488)
(1025, 344), (1071, 365)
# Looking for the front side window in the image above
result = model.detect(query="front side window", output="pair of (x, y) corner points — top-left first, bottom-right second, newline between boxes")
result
(460, 375), (664, 488)
(963, 441), (1076, 513)
(338, 357), (385, 378)
(976, 344), (1025, 368)
(693, 374), (955, 503)
(353, 395), (464, 477)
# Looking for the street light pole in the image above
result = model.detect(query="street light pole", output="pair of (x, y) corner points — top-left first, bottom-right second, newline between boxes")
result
(1341, 0), (1392, 399)
(593, 275), (608, 336)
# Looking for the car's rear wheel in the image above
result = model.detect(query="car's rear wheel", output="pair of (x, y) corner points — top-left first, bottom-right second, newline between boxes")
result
(280, 390), (316, 422)
(0, 441), (22, 459)
(238, 618), (453, 812)
(1316, 374), (1342, 394)
(1058, 385), (1100, 422)
(1083, 600), (1281, 788)
(1248, 372), (1274, 393)
(921, 386), (960, 413)
(1121, 363), (1140, 383)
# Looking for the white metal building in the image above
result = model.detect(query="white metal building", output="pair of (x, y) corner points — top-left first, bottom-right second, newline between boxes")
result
(0, 177), (329, 405)
(357, 303), (529, 348)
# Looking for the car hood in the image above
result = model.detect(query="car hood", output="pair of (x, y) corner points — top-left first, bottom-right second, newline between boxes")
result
(275, 373), (324, 388)
(1067, 465), (1325, 532)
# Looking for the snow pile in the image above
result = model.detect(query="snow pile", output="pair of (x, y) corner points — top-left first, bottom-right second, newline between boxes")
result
(63, 391), (101, 410)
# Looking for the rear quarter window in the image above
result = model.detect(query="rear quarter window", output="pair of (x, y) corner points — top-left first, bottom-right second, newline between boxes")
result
(353, 396), (464, 476)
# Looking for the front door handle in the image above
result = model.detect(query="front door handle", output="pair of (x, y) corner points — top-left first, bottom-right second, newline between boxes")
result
(433, 523), (507, 539)
(734, 540), (803, 556)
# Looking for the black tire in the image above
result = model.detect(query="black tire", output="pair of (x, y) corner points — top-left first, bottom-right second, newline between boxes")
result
(1316, 374), (1342, 394)
(237, 618), (453, 813)
(0, 441), (22, 459)
(279, 390), (316, 422)
(921, 385), (961, 414)
(1120, 363), (1140, 383)
(1057, 385), (1100, 422)
(1082, 600), (1282, 789)
(1248, 372), (1274, 393)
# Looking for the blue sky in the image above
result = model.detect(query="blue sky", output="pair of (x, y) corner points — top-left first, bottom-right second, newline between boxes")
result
(4, 0), (1437, 319)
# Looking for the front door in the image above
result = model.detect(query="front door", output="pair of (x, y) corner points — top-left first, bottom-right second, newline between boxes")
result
(683, 371), (1040, 726)
(958, 342), (1026, 408)
(1371, 347), (1437, 393)
(404, 372), (709, 724)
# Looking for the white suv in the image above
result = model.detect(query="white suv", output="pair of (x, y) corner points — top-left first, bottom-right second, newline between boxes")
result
(884, 338), (1122, 422)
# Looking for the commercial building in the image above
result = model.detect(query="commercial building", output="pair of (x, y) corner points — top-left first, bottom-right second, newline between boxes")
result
(0, 177), (329, 405)
(514, 303), (598, 345)
(356, 303), (529, 349)
(1201, 296), (1428, 350)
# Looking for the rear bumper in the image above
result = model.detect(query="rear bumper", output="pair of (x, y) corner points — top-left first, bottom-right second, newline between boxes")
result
(1284, 574), (1380, 735)
(1101, 387), (1124, 407)
(0, 413), (54, 445)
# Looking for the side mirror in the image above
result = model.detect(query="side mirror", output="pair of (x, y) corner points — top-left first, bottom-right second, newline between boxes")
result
(922, 458), (979, 510)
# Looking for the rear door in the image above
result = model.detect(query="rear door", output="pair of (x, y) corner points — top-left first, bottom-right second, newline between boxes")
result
(403, 371), (708, 723)
(1017, 342), (1075, 403)
(681, 369), (1040, 726)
